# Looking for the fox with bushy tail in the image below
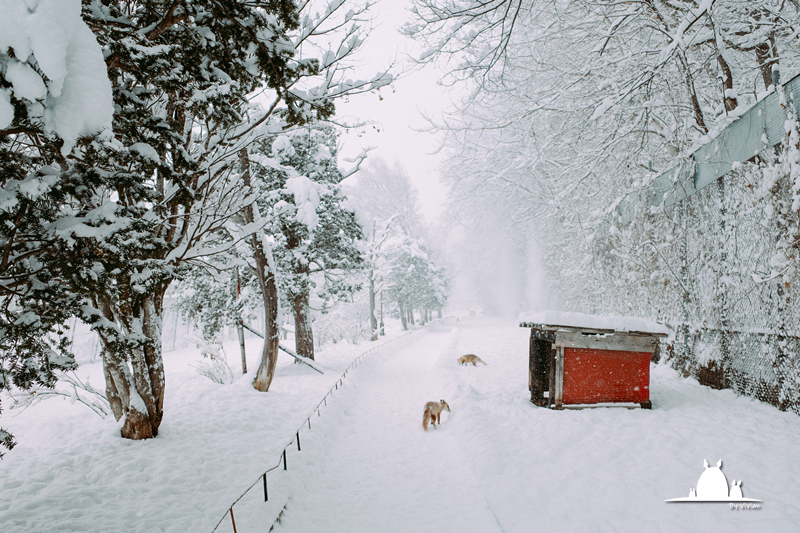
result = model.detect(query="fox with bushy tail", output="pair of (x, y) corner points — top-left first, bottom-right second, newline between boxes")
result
(422, 399), (450, 430)
(457, 354), (487, 366)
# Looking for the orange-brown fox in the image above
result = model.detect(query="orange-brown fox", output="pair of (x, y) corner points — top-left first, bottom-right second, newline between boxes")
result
(422, 399), (450, 431)
(457, 354), (487, 366)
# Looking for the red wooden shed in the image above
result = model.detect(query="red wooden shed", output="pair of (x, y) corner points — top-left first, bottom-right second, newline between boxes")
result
(519, 312), (669, 409)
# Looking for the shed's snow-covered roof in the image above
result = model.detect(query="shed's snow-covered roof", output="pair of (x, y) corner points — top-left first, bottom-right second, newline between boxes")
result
(519, 310), (670, 336)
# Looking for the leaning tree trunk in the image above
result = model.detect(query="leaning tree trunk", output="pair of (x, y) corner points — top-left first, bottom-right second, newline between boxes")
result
(94, 291), (165, 440)
(240, 148), (280, 392)
(292, 289), (315, 360)
(251, 254), (280, 391)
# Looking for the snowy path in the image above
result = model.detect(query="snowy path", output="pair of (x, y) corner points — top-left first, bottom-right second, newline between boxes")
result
(270, 317), (800, 533)
(272, 323), (503, 533)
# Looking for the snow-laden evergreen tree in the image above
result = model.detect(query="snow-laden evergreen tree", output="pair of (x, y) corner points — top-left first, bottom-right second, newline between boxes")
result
(177, 124), (366, 363)
(2, 0), (392, 442)
(249, 124), (365, 360)
(0, 0), (113, 455)
(67, 0), (333, 440)
(175, 235), (259, 349)
(383, 236), (447, 330)
(343, 158), (446, 331)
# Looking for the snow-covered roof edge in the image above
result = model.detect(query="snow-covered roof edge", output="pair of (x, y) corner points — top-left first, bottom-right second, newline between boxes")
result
(518, 310), (671, 336)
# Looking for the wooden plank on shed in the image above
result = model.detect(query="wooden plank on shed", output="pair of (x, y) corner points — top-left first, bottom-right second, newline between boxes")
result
(553, 346), (564, 409)
(552, 331), (660, 353)
(548, 347), (556, 407)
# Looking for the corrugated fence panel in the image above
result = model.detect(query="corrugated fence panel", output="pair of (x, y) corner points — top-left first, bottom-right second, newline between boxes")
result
(694, 99), (769, 191)
(618, 73), (800, 224)
(655, 73), (800, 207)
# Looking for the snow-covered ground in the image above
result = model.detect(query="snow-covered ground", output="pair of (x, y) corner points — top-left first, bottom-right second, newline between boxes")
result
(0, 324), (410, 533)
(2, 317), (800, 532)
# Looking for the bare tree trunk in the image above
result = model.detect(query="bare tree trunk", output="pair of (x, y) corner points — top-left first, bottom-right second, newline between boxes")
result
(399, 301), (408, 330)
(235, 268), (247, 373)
(239, 148), (280, 392)
(751, 6), (778, 91)
(95, 291), (166, 440)
(380, 290), (385, 335)
(369, 274), (378, 341)
(755, 38), (777, 91)
(408, 308), (415, 326)
(292, 290), (315, 360)
(251, 260), (279, 391)
(676, 52), (707, 133)
(716, 54), (737, 112)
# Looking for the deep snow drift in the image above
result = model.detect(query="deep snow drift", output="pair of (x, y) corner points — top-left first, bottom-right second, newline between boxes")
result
(2, 317), (799, 532)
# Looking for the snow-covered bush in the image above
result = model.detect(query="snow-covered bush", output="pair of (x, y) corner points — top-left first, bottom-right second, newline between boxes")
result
(312, 291), (371, 346)
(189, 337), (234, 385)
(9, 371), (111, 419)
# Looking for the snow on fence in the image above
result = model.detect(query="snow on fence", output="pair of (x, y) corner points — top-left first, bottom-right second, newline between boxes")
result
(603, 73), (800, 414)
(639, 71), (798, 212)
(208, 331), (412, 533)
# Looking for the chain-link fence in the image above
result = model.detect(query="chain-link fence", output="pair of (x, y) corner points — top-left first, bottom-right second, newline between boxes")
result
(596, 145), (800, 415)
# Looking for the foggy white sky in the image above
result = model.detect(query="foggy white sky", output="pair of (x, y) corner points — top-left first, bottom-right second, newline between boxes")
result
(332, 1), (548, 317)
(335, 0), (453, 222)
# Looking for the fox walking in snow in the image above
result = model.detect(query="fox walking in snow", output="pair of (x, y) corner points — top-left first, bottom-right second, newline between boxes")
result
(457, 354), (487, 366)
(422, 399), (450, 430)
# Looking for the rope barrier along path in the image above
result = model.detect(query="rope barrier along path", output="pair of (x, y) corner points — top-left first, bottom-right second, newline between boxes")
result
(209, 331), (415, 533)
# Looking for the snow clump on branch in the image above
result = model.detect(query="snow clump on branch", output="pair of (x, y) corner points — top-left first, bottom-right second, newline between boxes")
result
(0, 0), (113, 154)
(286, 175), (322, 231)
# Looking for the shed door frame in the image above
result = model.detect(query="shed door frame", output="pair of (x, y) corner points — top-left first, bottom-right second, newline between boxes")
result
(553, 346), (564, 409)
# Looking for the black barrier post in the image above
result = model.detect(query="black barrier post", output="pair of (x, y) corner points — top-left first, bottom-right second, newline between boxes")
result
(296, 432), (301, 451)
(263, 473), (268, 502)
(283, 449), (287, 470)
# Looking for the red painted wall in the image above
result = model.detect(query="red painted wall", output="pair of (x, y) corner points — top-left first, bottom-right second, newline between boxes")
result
(562, 348), (650, 404)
